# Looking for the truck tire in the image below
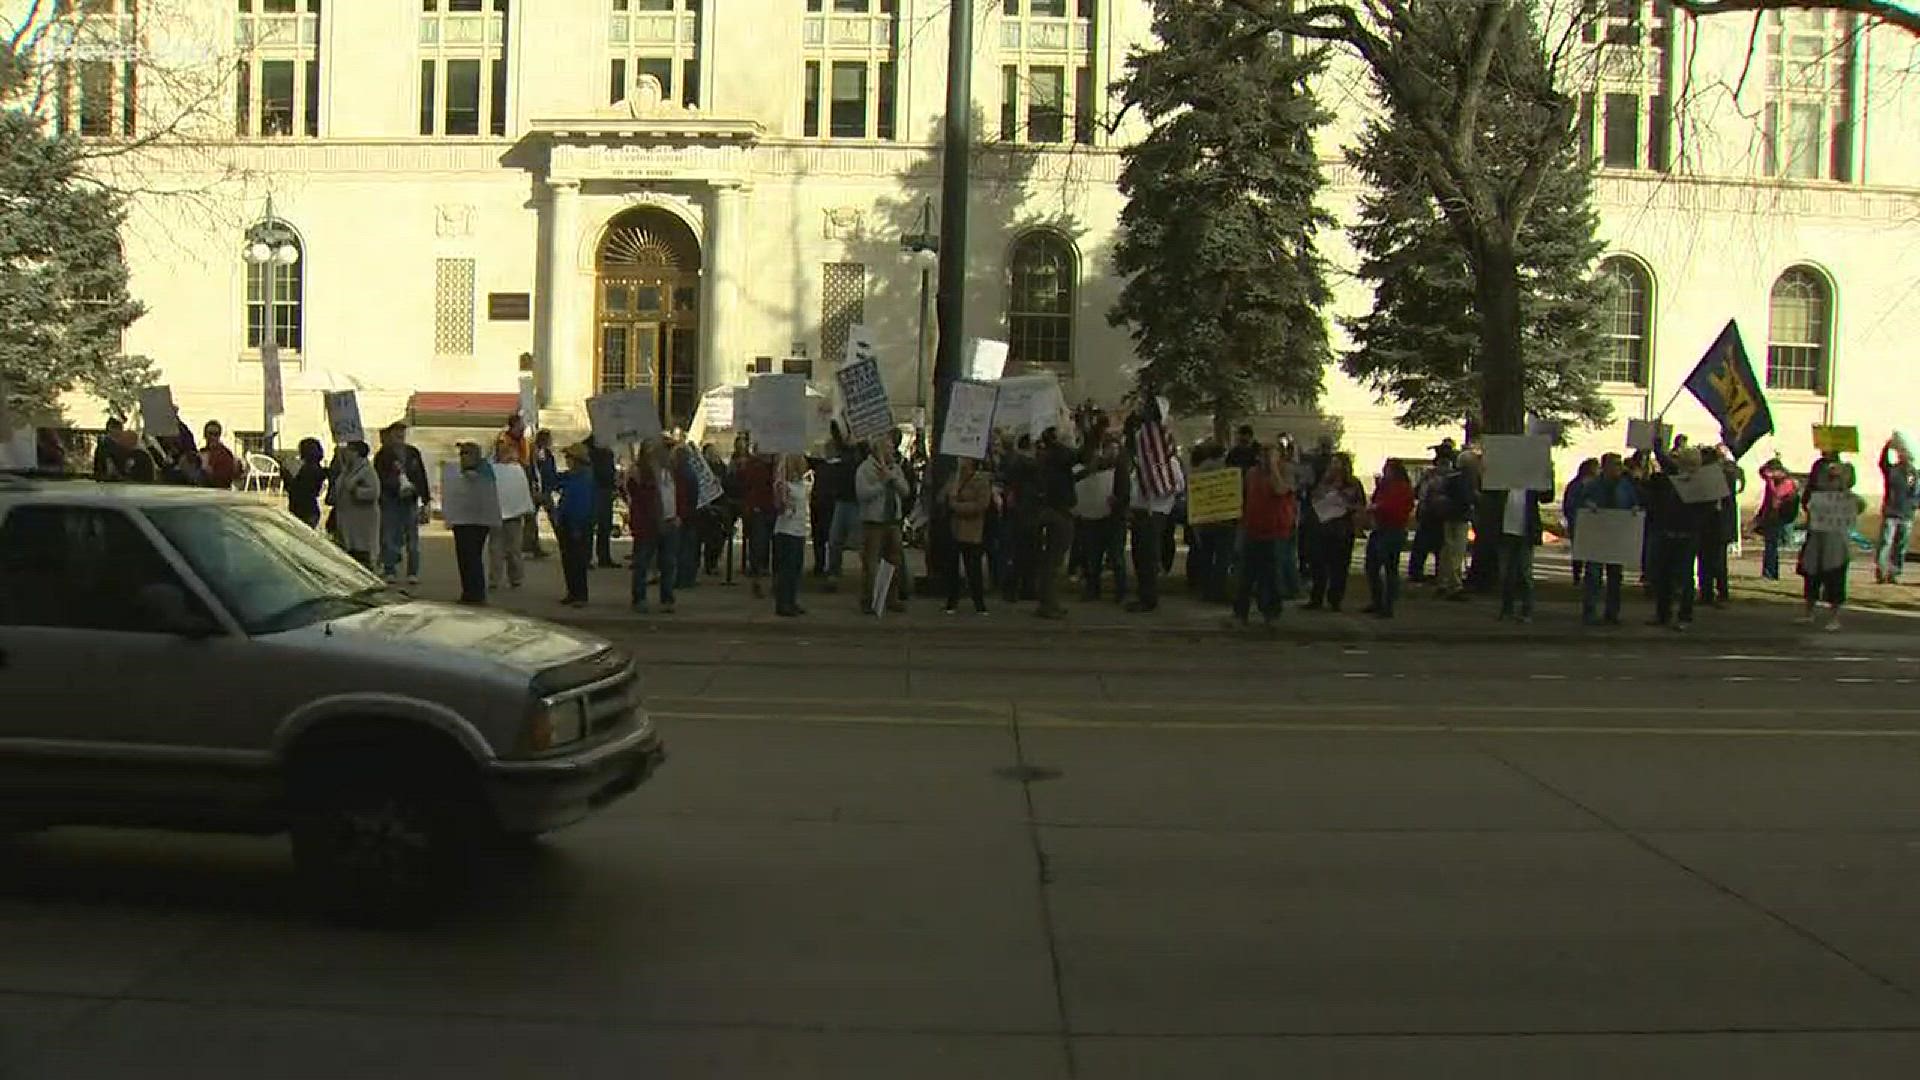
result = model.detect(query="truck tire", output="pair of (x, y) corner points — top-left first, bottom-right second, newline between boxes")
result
(288, 752), (481, 926)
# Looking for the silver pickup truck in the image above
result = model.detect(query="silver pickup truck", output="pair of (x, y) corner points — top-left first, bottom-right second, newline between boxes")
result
(0, 476), (666, 923)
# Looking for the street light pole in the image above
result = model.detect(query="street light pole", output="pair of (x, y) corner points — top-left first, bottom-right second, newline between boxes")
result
(932, 0), (972, 450)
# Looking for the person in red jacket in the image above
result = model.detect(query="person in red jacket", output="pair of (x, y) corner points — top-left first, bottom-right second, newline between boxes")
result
(1233, 447), (1297, 627)
(1363, 459), (1416, 618)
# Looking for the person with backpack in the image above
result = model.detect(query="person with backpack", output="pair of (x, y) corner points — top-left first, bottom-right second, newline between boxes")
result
(1233, 446), (1295, 627)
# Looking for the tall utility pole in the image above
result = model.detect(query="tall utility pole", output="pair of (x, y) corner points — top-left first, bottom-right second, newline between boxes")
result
(922, 0), (972, 590)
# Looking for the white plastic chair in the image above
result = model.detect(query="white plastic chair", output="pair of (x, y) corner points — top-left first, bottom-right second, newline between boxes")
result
(244, 452), (283, 493)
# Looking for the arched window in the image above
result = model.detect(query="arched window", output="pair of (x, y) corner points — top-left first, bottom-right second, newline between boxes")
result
(1597, 256), (1652, 386)
(1007, 232), (1075, 369)
(1766, 266), (1831, 393)
(243, 220), (304, 354)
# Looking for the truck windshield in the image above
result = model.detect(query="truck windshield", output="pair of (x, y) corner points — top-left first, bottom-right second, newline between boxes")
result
(146, 505), (396, 633)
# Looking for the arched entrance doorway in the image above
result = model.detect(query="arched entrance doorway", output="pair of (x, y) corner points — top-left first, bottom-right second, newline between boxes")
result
(595, 206), (701, 429)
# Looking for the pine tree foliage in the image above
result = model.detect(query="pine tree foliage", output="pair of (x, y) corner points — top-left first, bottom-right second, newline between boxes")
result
(1108, 0), (1333, 430)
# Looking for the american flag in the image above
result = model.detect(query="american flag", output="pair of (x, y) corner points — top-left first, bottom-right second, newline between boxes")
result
(1135, 396), (1182, 501)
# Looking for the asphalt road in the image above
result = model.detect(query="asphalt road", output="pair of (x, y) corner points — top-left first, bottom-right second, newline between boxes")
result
(5, 633), (1920, 1078)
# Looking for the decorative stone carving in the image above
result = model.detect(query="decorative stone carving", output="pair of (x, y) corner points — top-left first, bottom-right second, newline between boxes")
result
(435, 203), (474, 238)
(823, 206), (865, 241)
(619, 73), (700, 120)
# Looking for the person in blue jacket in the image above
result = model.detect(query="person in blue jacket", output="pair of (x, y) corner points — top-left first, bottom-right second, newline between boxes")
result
(551, 442), (597, 606)
(1576, 452), (1641, 626)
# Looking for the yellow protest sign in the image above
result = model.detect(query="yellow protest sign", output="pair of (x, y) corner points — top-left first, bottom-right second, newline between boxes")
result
(1812, 425), (1859, 454)
(1186, 468), (1242, 526)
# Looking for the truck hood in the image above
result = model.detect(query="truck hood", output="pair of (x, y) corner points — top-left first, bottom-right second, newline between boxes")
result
(298, 600), (611, 678)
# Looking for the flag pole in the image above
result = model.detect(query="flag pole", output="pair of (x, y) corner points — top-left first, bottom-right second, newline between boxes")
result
(1653, 382), (1688, 421)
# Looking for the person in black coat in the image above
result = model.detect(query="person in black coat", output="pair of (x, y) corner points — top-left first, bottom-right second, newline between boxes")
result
(1646, 447), (1713, 628)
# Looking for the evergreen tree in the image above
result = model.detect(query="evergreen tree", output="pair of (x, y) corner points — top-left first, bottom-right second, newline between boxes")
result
(0, 106), (150, 422)
(1108, 0), (1333, 435)
(1337, 13), (1612, 434)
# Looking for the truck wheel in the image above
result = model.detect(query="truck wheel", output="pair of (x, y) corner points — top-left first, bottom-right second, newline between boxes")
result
(289, 756), (478, 926)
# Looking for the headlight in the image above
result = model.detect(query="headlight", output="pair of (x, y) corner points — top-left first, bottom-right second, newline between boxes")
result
(527, 698), (585, 753)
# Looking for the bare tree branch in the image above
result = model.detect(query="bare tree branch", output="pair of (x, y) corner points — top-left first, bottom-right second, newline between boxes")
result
(1670, 0), (1920, 37)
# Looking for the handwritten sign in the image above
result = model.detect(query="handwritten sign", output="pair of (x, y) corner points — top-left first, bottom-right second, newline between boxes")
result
(139, 385), (179, 436)
(322, 390), (364, 444)
(1571, 508), (1645, 567)
(1812, 425), (1859, 454)
(966, 339), (1009, 382)
(687, 447), (723, 508)
(1626, 419), (1672, 452)
(1481, 434), (1554, 492)
(1670, 466), (1732, 505)
(940, 379), (998, 460)
(747, 373), (809, 454)
(586, 387), (663, 448)
(494, 462), (535, 519)
(844, 323), (878, 367)
(1312, 491), (1351, 526)
(1074, 470), (1115, 519)
(1186, 469), (1244, 526)
(1808, 491), (1859, 535)
(440, 463), (503, 526)
(994, 374), (1069, 439)
(836, 356), (894, 441)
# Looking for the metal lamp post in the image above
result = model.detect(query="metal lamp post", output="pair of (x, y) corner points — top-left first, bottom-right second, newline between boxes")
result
(921, 0), (972, 594)
(242, 196), (299, 454)
(900, 198), (939, 418)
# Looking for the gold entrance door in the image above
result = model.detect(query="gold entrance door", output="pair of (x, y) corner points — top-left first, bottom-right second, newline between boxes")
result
(594, 207), (703, 431)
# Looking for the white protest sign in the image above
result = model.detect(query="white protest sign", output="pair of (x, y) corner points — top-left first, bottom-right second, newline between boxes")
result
(843, 323), (878, 367)
(966, 339), (1010, 382)
(1480, 434), (1554, 492)
(872, 558), (896, 617)
(1527, 417), (1564, 442)
(1312, 491), (1350, 525)
(1669, 467), (1732, 505)
(1571, 508), (1645, 567)
(687, 447), (723, 508)
(138, 385), (179, 436)
(322, 390), (365, 444)
(1074, 470), (1115, 519)
(993, 373), (1070, 439)
(517, 373), (538, 429)
(1626, 419), (1673, 451)
(493, 462), (536, 519)
(1808, 491), (1859, 535)
(440, 462), (503, 526)
(835, 356), (894, 441)
(586, 387), (663, 447)
(747, 373), (809, 454)
(262, 341), (284, 417)
(940, 379), (998, 459)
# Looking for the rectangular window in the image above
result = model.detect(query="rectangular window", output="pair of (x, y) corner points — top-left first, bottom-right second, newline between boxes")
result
(877, 60), (896, 141)
(803, 60), (820, 137)
(445, 58), (482, 135)
(490, 56), (507, 136)
(1578, 92), (1595, 163)
(235, 60), (251, 135)
(304, 55), (320, 135)
(1648, 93), (1670, 172)
(434, 258), (477, 356)
(683, 59), (700, 107)
(78, 61), (113, 136)
(1784, 101), (1822, 179)
(419, 60), (436, 135)
(609, 58), (626, 104)
(261, 59), (296, 136)
(1001, 66), (1020, 141)
(1074, 65), (1094, 144)
(1830, 106), (1852, 182)
(1027, 66), (1065, 144)
(829, 61), (867, 138)
(1602, 92), (1639, 168)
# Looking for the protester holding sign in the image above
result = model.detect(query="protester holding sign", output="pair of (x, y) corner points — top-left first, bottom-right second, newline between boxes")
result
(1875, 438), (1919, 585)
(325, 439), (381, 569)
(941, 456), (993, 615)
(1363, 460), (1416, 619)
(1575, 453), (1641, 626)
(1495, 483), (1546, 624)
(856, 438), (912, 614)
(1233, 446), (1296, 626)
(551, 443), (597, 607)
(1305, 454), (1366, 612)
(624, 441), (680, 615)
(442, 442), (499, 604)
(772, 453), (812, 617)
(1798, 457), (1865, 629)
(373, 422), (432, 585)
(1645, 446), (1712, 629)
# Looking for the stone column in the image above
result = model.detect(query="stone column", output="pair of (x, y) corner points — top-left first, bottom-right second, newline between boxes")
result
(539, 178), (586, 418)
(702, 181), (749, 393)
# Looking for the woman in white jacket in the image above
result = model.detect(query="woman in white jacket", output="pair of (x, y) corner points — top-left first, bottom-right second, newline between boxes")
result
(327, 440), (382, 568)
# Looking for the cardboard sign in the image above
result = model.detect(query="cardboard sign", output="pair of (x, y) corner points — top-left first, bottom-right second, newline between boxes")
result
(966, 339), (1010, 382)
(1571, 508), (1645, 567)
(1808, 491), (1859, 535)
(994, 373), (1070, 439)
(1670, 466), (1732, 505)
(1480, 434), (1554, 492)
(493, 462), (536, 519)
(1626, 419), (1673, 452)
(835, 356), (894, 441)
(746, 373), (809, 454)
(586, 387), (663, 448)
(872, 559), (896, 617)
(940, 379), (998, 460)
(1073, 470), (1115, 519)
(1812, 425), (1859, 454)
(1186, 468), (1244, 526)
(322, 390), (364, 444)
(139, 385), (180, 436)
(687, 447), (724, 508)
(440, 463), (503, 526)
(262, 341), (285, 418)
(517, 373), (538, 430)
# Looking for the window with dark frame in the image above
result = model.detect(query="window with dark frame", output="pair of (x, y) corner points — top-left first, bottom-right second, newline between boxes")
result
(1007, 233), (1075, 370)
(1765, 266), (1832, 394)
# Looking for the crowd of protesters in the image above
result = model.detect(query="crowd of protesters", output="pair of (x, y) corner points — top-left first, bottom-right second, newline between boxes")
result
(34, 401), (1918, 630)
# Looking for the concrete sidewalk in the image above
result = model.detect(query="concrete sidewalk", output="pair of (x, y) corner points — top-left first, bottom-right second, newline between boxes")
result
(387, 527), (1916, 647)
